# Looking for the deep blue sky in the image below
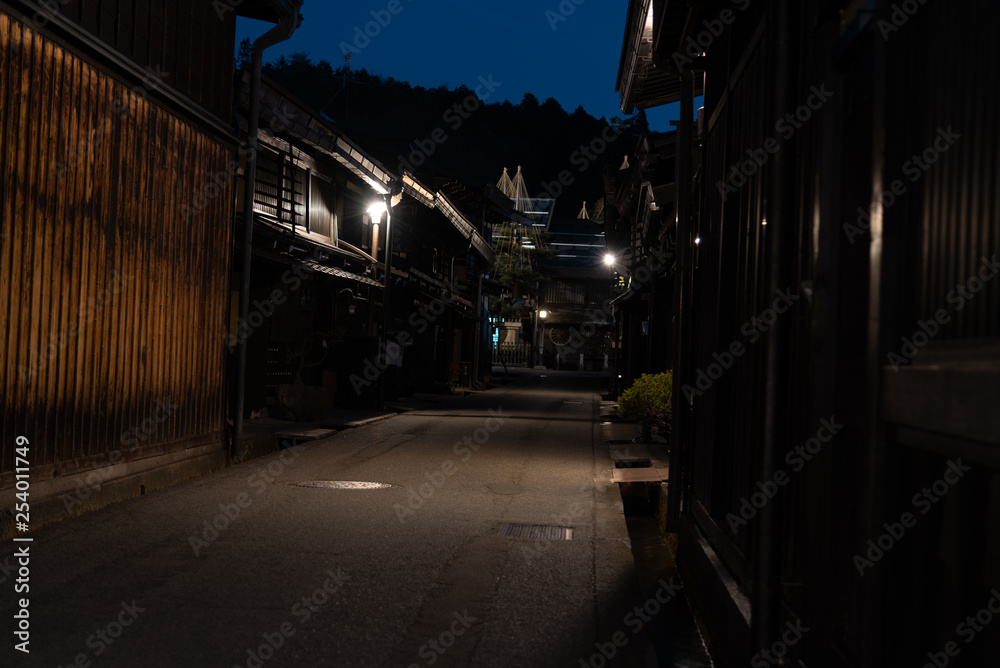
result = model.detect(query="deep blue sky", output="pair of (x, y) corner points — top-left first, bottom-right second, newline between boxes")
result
(237, 0), (686, 131)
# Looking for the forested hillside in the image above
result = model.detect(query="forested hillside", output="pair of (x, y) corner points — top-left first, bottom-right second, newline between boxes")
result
(253, 49), (649, 212)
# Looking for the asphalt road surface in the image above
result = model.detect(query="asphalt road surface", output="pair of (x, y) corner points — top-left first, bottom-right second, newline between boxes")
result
(1, 371), (668, 668)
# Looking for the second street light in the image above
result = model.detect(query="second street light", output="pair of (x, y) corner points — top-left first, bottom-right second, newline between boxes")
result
(603, 251), (631, 396)
(534, 307), (548, 367)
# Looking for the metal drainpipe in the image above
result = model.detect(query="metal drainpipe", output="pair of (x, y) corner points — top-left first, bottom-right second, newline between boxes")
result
(666, 68), (693, 533)
(755, 0), (791, 656)
(233, 9), (301, 457)
(472, 272), (483, 385)
(471, 199), (488, 386)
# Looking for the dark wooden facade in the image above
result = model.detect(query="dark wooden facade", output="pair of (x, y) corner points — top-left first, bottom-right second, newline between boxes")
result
(536, 216), (614, 373)
(233, 76), (497, 418)
(0, 1), (248, 534)
(604, 132), (677, 391)
(616, 0), (1000, 665)
(21, 0), (236, 120)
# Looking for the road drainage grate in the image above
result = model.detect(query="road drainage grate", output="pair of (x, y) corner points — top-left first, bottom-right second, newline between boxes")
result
(498, 523), (573, 540)
(288, 481), (395, 490)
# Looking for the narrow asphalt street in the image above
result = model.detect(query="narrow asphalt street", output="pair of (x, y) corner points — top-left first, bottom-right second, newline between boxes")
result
(0, 370), (695, 668)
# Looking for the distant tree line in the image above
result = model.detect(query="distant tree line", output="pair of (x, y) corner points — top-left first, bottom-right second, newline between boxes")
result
(243, 45), (650, 209)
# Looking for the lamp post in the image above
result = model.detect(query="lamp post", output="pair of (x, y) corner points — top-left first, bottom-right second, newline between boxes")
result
(369, 199), (391, 410)
(603, 252), (630, 396)
(536, 308), (548, 367)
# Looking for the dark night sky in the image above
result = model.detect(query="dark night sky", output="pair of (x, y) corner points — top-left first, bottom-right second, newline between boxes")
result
(237, 0), (689, 132)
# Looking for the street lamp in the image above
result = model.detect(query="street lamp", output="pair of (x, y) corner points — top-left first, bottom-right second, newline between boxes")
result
(603, 252), (632, 293)
(370, 198), (391, 410)
(603, 251), (633, 396)
(532, 306), (549, 368)
(368, 200), (387, 257)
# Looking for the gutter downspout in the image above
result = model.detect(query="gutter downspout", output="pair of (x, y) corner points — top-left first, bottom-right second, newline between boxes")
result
(471, 199), (487, 386)
(666, 68), (694, 533)
(233, 8), (301, 457)
(755, 0), (792, 655)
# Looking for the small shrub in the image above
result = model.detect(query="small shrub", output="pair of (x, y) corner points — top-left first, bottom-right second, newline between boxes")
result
(617, 371), (673, 436)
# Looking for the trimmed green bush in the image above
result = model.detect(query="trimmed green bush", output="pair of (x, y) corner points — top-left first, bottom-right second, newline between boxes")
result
(617, 371), (673, 435)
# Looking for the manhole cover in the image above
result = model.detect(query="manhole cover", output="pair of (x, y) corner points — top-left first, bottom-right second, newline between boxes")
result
(498, 523), (573, 540)
(288, 481), (395, 489)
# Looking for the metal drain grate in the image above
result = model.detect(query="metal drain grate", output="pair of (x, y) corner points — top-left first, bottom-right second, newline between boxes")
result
(498, 524), (573, 540)
(288, 481), (395, 489)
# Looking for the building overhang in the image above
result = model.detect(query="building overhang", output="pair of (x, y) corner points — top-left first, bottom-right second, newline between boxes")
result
(245, 74), (396, 196)
(616, 0), (705, 113)
(235, 0), (304, 24)
(400, 174), (496, 268)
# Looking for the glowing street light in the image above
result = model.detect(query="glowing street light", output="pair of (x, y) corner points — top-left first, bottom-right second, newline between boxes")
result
(370, 197), (390, 409)
(603, 253), (616, 267)
(533, 306), (549, 367)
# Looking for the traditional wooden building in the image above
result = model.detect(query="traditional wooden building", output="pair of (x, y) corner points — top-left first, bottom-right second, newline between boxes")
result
(617, 0), (1000, 665)
(604, 131), (677, 390)
(0, 0), (301, 536)
(535, 214), (614, 372)
(231, 74), (496, 435)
